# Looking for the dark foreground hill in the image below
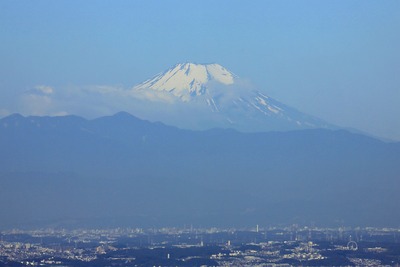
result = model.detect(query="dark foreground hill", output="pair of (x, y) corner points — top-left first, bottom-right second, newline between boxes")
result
(0, 112), (399, 229)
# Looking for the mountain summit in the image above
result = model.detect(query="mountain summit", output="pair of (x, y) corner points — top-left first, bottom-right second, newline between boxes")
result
(134, 63), (235, 101)
(132, 63), (332, 132)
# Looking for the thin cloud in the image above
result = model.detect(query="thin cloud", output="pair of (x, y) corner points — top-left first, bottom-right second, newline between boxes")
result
(25, 85), (54, 95)
(35, 85), (54, 95)
(19, 93), (53, 116)
(14, 78), (257, 126)
(0, 109), (11, 117)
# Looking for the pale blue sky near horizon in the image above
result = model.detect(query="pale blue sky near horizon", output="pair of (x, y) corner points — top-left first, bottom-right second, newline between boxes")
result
(0, 1), (399, 140)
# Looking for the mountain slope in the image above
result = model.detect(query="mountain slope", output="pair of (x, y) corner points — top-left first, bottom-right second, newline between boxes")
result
(0, 113), (399, 228)
(131, 63), (333, 132)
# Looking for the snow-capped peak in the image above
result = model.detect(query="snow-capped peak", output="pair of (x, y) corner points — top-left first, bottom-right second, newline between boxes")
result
(134, 63), (236, 100)
(128, 62), (331, 131)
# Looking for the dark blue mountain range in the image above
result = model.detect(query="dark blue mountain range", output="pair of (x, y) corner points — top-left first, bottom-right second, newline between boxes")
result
(0, 112), (399, 229)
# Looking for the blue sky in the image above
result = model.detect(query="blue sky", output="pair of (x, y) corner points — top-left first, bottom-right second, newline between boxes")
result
(1, 1), (399, 140)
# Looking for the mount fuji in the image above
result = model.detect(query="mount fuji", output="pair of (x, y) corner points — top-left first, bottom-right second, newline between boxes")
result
(131, 63), (333, 132)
